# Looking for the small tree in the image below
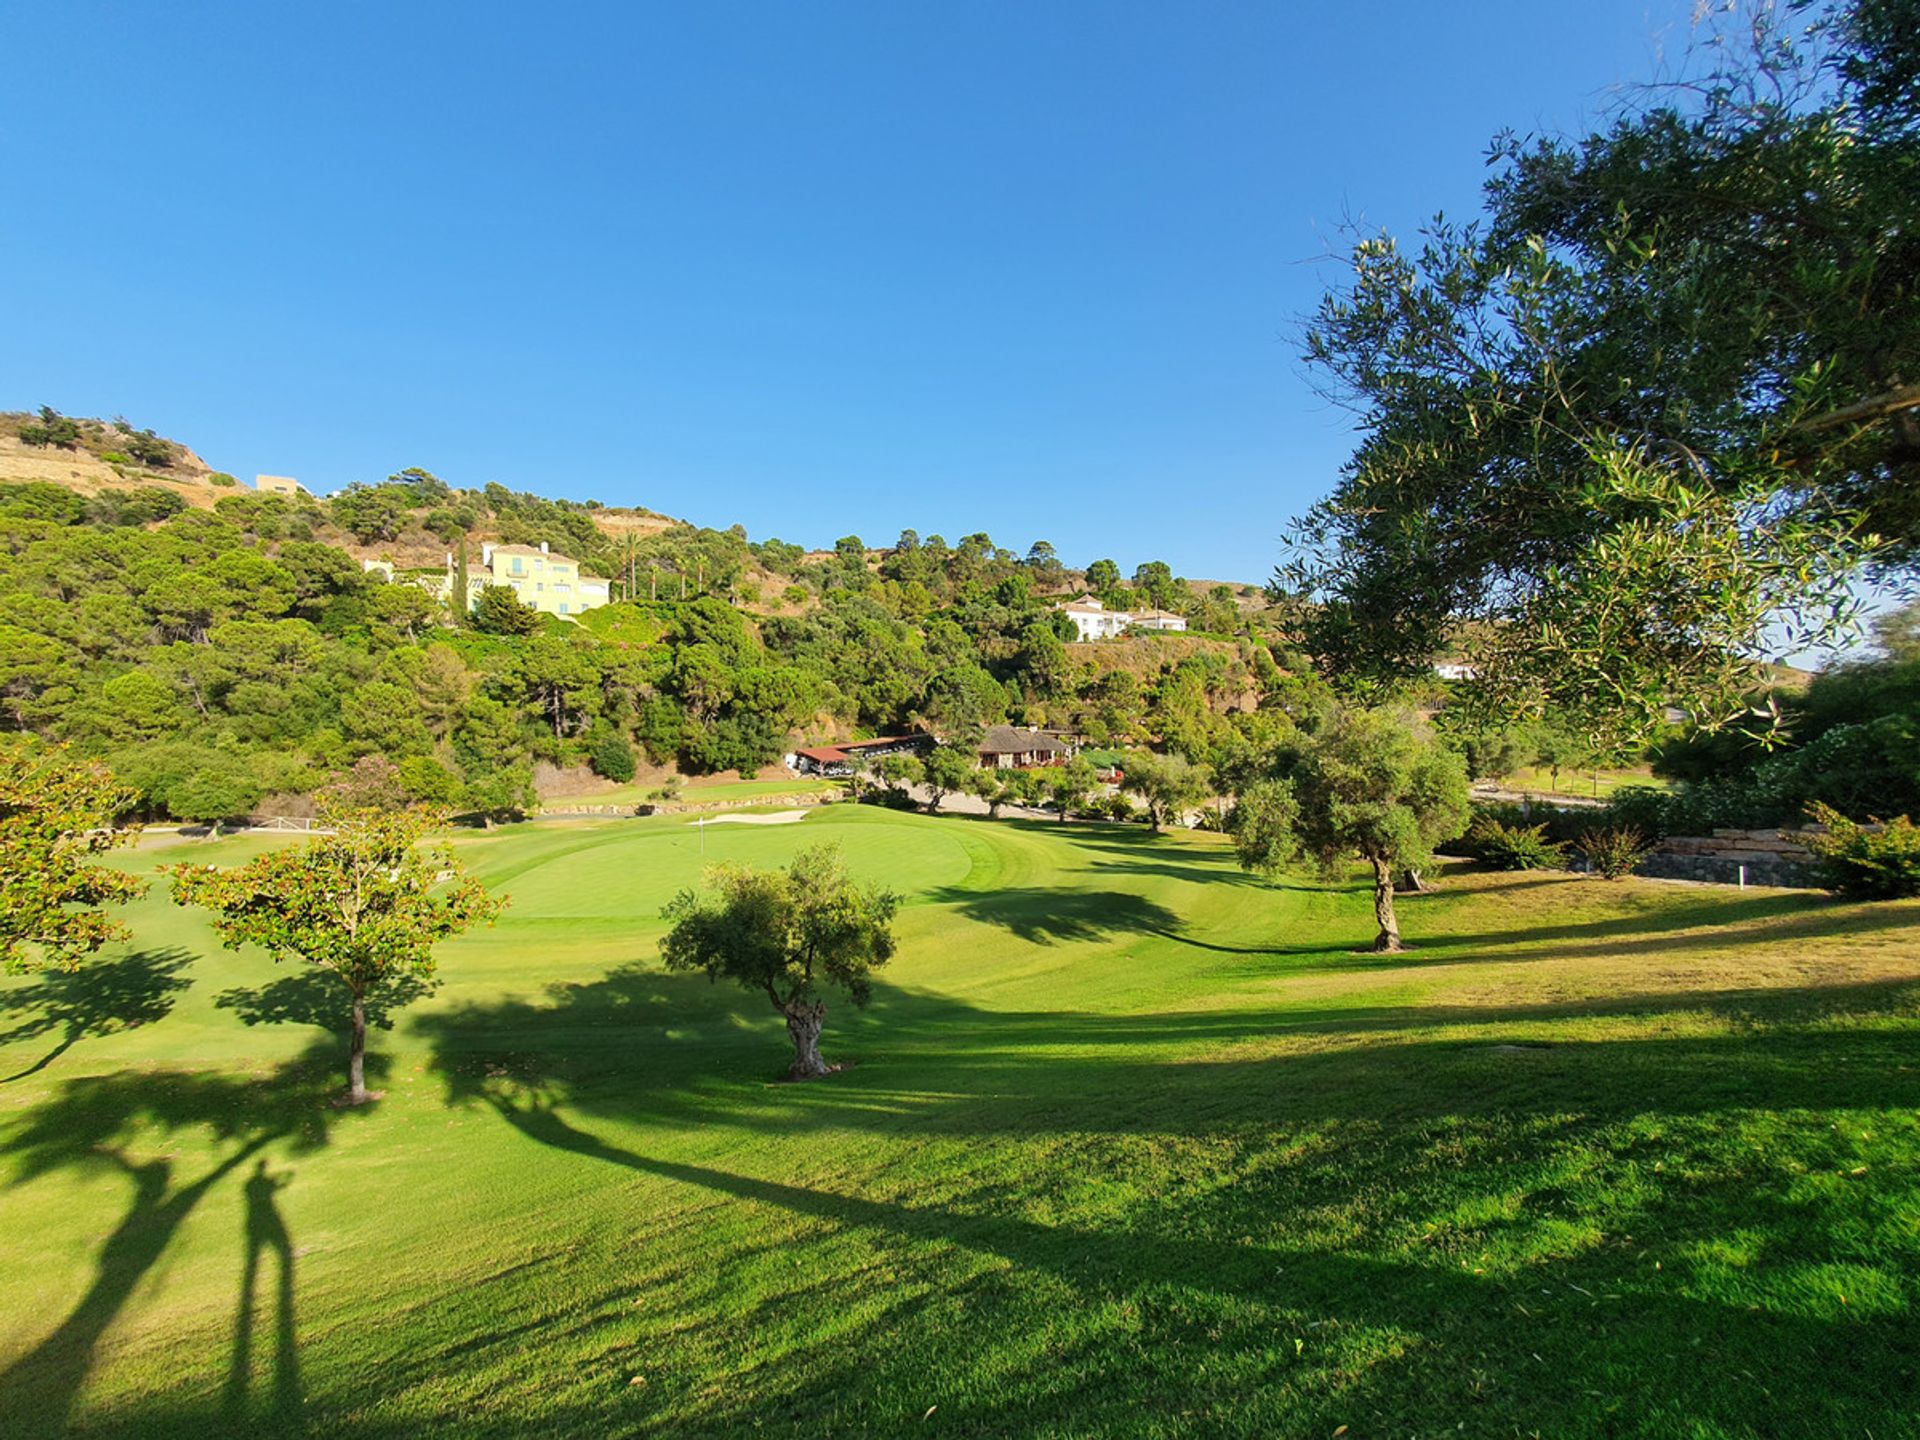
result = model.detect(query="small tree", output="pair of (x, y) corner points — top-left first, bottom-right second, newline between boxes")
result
(920, 744), (973, 814)
(1235, 709), (1470, 953)
(462, 763), (536, 828)
(169, 800), (501, 1104)
(590, 731), (638, 784)
(1046, 757), (1098, 822)
(1121, 750), (1208, 832)
(169, 761), (263, 838)
(0, 740), (147, 973)
(471, 584), (543, 637)
(660, 844), (899, 1080)
(874, 753), (922, 802)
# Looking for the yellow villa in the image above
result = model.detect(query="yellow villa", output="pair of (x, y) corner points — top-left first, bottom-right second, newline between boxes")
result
(440, 541), (612, 618)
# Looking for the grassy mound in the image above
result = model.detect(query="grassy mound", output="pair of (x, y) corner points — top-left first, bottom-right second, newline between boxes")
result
(2, 808), (1917, 1437)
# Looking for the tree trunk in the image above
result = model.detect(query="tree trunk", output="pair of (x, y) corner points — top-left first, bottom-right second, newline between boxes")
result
(782, 1000), (831, 1080)
(1396, 867), (1431, 893)
(1369, 858), (1403, 953)
(346, 993), (370, 1104)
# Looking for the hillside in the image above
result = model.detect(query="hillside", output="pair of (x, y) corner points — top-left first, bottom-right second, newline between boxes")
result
(0, 411), (226, 504)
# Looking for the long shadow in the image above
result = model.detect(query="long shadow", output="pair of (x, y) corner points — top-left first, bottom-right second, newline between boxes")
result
(0, 1046), (366, 1437)
(222, 1160), (300, 1426)
(922, 886), (1185, 946)
(0, 950), (194, 1082)
(479, 1092), (1920, 1438)
(416, 938), (1920, 1146)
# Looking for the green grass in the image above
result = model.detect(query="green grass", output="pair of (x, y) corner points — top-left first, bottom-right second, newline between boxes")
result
(3, 808), (1919, 1438)
(1500, 764), (1668, 800)
(560, 776), (840, 807)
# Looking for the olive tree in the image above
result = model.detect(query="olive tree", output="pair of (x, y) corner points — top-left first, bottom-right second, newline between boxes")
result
(1120, 750), (1208, 832)
(169, 798), (501, 1104)
(0, 739), (146, 973)
(660, 843), (898, 1080)
(920, 743), (974, 814)
(1235, 709), (1469, 953)
(1046, 756), (1098, 823)
(1287, 1), (1918, 750)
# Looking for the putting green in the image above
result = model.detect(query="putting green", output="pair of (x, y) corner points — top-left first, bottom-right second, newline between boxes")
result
(2, 807), (1917, 1437)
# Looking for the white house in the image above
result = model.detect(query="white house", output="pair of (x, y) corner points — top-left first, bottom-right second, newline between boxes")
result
(1055, 594), (1187, 640)
(1057, 595), (1131, 641)
(1433, 660), (1479, 681)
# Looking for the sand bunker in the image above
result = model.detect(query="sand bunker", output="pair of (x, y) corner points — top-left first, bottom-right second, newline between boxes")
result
(687, 809), (813, 827)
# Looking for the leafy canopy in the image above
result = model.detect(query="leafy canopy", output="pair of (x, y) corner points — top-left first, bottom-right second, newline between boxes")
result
(1236, 708), (1470, 882)
(168, 798), (501, 997)
(659, 843), (899, 1012)
(0, 738), (146, 972)
(1286, 0), (1920, 751)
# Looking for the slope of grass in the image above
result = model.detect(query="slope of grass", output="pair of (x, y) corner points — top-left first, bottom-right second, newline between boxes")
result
(2, 809), (1918, 1438)
(549, 777), (841, 808)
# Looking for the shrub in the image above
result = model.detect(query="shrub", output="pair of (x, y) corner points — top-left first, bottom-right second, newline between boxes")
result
(208, 472), (239, 487)
(1574, 825), (1654, 879)
(1464, 817), (1567, 871)
(590, 732), (637, 784)
(1601, 785), (1675, 838)
(123, 430), (174, 467)
(1100, 794), (1136, 822)
(1803, 803), (1920, 899)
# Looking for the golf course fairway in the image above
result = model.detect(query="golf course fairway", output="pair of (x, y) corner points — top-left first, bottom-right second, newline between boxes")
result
(3, 805), (1917, 1437)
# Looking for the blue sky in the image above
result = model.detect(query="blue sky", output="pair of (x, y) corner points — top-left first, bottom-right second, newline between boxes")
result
(3, 1), (1702, 582)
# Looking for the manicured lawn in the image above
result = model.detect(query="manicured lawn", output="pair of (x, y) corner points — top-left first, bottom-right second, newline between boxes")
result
(1500, 764), (1667, 800)
(3, 808), (1918, 1437)
(557, 776), (840, 807)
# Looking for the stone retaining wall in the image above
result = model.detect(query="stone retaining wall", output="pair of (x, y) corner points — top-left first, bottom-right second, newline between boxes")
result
(1641, 827), (1823, 888)
(533, 792), (836, 819)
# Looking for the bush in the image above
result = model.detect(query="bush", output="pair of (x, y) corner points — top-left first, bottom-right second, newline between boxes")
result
(1464, 817), (1567, 871)
(209, 472), (239, 487)
(1601, 785), (1675, 839)
(1574, 825), (1654, 879)
(1803, 803), (1920, 899)
(123, 430), (174, 467)
(590, 732), (637, 784)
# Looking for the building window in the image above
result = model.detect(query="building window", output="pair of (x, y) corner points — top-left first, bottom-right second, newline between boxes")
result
(510, 558), (524, 576)
(558, 603), (568, 614)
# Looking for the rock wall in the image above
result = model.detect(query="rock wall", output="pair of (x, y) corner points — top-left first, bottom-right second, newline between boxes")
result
(1640, 827), (1823, 888)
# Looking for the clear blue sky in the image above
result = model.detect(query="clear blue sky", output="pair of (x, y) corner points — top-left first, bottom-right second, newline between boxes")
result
(3, 1), (1700, 582)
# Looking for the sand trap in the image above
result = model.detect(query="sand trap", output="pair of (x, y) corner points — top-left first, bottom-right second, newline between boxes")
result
(687, 809), (813, 827)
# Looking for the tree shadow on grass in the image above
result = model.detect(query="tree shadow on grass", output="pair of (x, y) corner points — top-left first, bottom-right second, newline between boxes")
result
(922, 886), (1186, 946)
(468, 1087), (1920, 1439)
(414, 935), (1920, 1144)
(0, 1045), (374, 1438)
(0, 950), (194, 1083)
(216, 969), (439, 1035)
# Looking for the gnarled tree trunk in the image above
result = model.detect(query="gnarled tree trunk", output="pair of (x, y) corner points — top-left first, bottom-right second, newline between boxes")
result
(1396, 867), (1431, 893)
(782, 999), (831, 1080)
(1369, 858), (1403, 953)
